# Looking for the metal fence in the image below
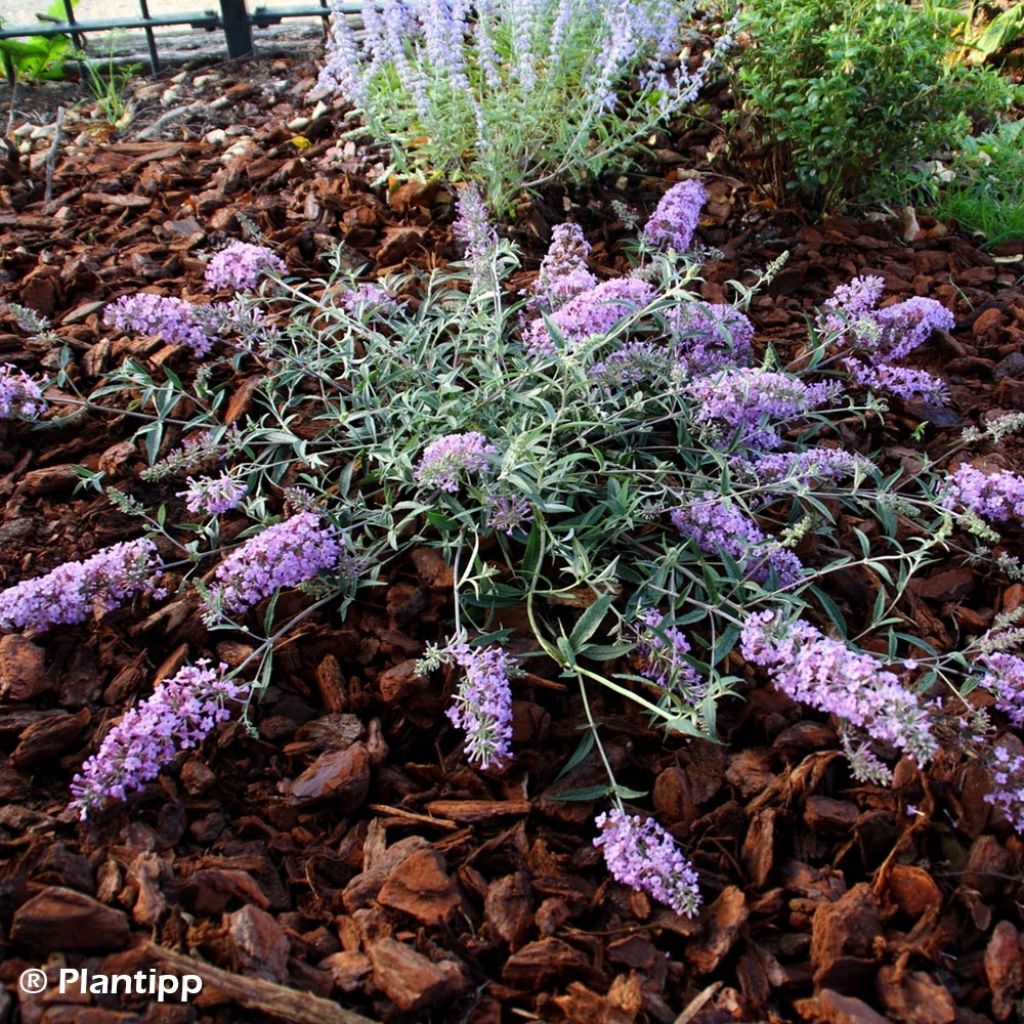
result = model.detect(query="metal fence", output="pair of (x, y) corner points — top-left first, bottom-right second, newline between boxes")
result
(0, 0), (359, 77)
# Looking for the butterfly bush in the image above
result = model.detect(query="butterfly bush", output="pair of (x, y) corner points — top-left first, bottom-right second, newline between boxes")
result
(104, 294), (215, 357)
(671, 494), (804, 587)
(687, 368), (842, 450)
(0, 539), (163, 634)
(819, 275), (955, 405)
(740, 610), (938, 778)
(204, 242), (286, 292)
(74, 168), (1024, 934)
(179, 473), (247, 516)
(69, 660), (244, 818)
(203, 513), (343, 623)
(643, 179), (707, 251)
(985, 744), (1024, 833)
(594, 809), (701, 917)
(415, 432), (496, 492)
(670, 301), (755, 375)
(633, 608), (704, 699)
(442, 636), (515, 770)
(313, 0), (731, 211)
(978, 653), (1024, 728)
(0, 363), (46, 419)
(529, 222), (597, 311)
(524, 278), (658, 357)
(941, 463), (1024, 523)
(341, 283), (399, 317)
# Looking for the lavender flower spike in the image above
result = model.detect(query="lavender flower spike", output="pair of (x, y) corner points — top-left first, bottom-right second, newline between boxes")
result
(69, 659), (244, 818)
(594, 808), (701, 917)
(740, 610), (938, 775)
(453, 185), (499, 274)
(204, 241), (286, 292)
(415, 432), (496, 493)
(0, 539), (163, 634)
(941, 463), (1024, 523)
(444, 636), (514, 771)
(0, 363), (46, 420)
(203, 512), (342, 623)
(643, 179), (707, 251)
(178, 472), (247, 516)
(104, 294), (215, 357)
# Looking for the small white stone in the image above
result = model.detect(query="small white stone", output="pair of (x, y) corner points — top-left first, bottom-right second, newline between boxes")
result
(160, 87), (180, 107)
(287, 116), (311, 132)
(203, 128), (228, 146)
(193, 74), (217, 88)
(311, 100), (329, 120)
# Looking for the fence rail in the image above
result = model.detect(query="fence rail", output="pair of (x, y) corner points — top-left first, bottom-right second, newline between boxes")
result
(0, 0), (357, 77)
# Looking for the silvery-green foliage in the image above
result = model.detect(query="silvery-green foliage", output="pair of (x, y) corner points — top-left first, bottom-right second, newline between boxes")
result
(314, 0), (733, 211)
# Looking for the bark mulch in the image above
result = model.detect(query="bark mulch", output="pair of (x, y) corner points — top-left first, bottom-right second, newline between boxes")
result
(1, 54), (1024, 1024)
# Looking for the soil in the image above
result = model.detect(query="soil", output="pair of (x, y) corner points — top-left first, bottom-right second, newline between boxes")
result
(1, 49), (1024, 1024)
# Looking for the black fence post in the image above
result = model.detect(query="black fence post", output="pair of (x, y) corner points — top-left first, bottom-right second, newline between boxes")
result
(219, 0), (254, 59)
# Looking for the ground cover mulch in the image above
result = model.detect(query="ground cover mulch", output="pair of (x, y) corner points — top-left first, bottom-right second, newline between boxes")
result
(1, 51), (1024, 1024)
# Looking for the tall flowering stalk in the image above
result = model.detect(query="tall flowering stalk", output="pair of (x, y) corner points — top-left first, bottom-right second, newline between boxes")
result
(740, 610), (938, 779)
(818, 276), (955, 405)
(69, 660), (244, 818)
(0, 539), (163, 634)
(0, 363), (46, 420)
(203, 513), (343, 623)
(643, 179), (707, 251)
(204, 242), (286, 292)
(415, 432), (496, 492)
(443, 636), (515, 771)
(594, 809), (701, 917)
(671, 494), (804, 587)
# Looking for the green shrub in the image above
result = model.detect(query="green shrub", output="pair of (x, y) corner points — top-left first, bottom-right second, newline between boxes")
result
(732, 0), (1018, 209)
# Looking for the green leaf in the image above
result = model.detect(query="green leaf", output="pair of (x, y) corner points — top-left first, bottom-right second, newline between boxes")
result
(972, 4), (1024, 61)
(554, 730), (595, 782)
(568, 593), (613, 652)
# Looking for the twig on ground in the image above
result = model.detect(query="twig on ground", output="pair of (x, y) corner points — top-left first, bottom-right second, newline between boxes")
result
(44, 106), (66, 207)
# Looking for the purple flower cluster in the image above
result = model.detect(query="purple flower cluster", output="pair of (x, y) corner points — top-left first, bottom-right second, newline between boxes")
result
(941, 463), (1024, 523)
(0, 539), (162, 634)
(69, 659), (244, 818)
(588, 341), (674, 388)
(820, 276), (954, 405)
(341, 283), (399, 318)
(104, 294), (215, 357)
(643, 179), (707, 251)
(524, 278), (657, 357)
(178, 473), (247, 516)
(985, 743), (1024, 833)
(0, 363), (46, 419)
(633, 608), (704, 698)
(443, 636), (514, 771)
(669, 301), (755, 376)
(530, 223), (597, 311)
(485, 493), (533, 536)
(740, 610), (938, 771)
(735, 449), (868, 490)
(977, 653), (1024, 728)
(594, 808), (701, 917)
(687, 368), (841, 451)
(844, 361), (950, 405)
(141, 425), (243, 482)
(203, 513), (342, 623)
(453, 185), (498, 273)
(204, 242), (286, 292)
(415, 432), (496, 492)
(671, 494), (803, 587)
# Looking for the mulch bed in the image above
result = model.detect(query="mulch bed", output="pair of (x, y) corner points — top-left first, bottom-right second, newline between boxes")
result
(1, 51), (1024, 1024)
